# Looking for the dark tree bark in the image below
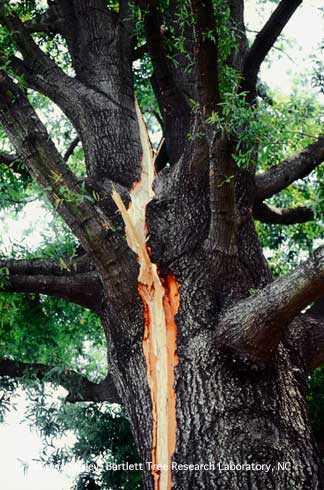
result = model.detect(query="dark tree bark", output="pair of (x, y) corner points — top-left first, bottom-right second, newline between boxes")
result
(0, 1), (324, 489)
(253, 202), (314, 225)
(0, 256), (104, 311)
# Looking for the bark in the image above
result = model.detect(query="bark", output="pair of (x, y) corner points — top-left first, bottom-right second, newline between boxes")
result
(0, 11), (82, 117)
(228, 0), (249, 72)
(48, 0), (142, 186)
(253, 202), (314, 225)
(0, 70), (140, 304)
(103, 143), (324, 488)
(190, 0), (220, 114)
(217, 246), (324, 361)
(0, 257), (103, 311)
(208, 135), (238, 256)
(0, 5), (142, 187)
(137, 0), (191, 165)
(101, 258), (324, 489)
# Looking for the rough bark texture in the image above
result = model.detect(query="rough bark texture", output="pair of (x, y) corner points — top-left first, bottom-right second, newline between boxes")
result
(100, 171), (324, 488)
(0, 1), (324, 489)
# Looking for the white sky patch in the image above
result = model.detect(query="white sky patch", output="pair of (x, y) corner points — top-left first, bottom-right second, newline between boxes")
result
(0, 2), (323, 489)
(0, 390), (82, 490)
(0, 202), (52, 255)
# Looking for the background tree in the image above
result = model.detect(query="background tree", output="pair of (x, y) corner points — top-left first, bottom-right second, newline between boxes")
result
(0, 1), (323, 489)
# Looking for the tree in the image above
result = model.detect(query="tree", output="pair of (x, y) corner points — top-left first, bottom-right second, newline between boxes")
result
(0, 0), (323, 489)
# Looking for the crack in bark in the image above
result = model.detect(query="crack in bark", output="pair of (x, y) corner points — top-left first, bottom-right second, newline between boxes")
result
(112, 100), (179, 490)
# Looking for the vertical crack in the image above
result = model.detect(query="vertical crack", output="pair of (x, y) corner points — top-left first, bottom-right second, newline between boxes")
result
(112, 99), (179, 490)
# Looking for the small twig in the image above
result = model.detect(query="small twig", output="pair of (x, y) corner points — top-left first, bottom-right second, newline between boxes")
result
(63, 136), (80, 162)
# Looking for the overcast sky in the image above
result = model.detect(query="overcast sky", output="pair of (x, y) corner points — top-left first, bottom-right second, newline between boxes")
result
(0, 2), (323, 489)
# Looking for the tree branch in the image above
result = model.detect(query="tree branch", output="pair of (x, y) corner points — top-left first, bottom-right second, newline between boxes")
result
(0, 70), (119, 277)
(217, 246), (324, 361)
(0, 9), (82, 117)
(0, 256), (104, 312)
(0, 255), (95, 276)
(253, 202), (314, 225)
(64, 136), (80, 162)
(0, 359), (120, 404)
(0, 5), (144, 187)
(228, 0), (249, 72)
(137, 0), (191, 164)
(1, 138), (79, 174)
(23, 9), (61, 34)
(256, 137), (324, 201)
(137, 0), (183, 109)
(242, 0), (302, 98)
(46, 0), (118, 88)
(190, 0), (220, 114)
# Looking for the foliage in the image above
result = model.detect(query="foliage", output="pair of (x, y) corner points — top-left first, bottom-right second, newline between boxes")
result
(307, 367), (324, 456)
(0, 294), (105, 372)
(21, 383), (142, 489)
(313, 41), (324, 95)
(255, 91), (324, 275)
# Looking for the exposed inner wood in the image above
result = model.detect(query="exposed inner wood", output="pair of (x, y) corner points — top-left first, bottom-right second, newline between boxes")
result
(112, 100), (179, 490)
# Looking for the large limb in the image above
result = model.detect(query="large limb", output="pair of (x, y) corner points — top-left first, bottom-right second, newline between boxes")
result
(228, 0), (248, 71)
(0, 139), (78, 183)
(0, 256), (103, 312)
(1, 4), (141, 187)
(190, 0), (220, 115)
(0, 69), (126, 279)
(36, 0), (143, 187)
(253, 202), (314, 225)
(188, 3), (241, 254)
(0, 8), (83, 119)
(256, 137), (324, 201)
(217, 246), (324, 361)
(0, 359), (120, 403)
(242, 0), (302, 98)
(137, 0), (191, 164)
(0, 70), (145, 343)
(46, 0), (120, 88)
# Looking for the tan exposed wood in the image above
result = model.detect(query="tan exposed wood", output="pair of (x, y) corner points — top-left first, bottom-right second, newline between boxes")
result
(112, 99), (179, 490)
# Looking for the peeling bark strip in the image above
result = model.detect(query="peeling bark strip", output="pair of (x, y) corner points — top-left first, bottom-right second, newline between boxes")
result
(112, 100), (179, 490)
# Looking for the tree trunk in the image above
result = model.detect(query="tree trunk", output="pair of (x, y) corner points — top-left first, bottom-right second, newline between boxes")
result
(98, 156), (324, 489)
(102, 281), (324, 490)
(1, 5), (324, 489)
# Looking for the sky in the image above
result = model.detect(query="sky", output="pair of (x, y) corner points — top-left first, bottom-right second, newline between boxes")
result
(0, 394), (81, 490)
(246, 0), (323, 96)
(0, 1), (323, 489)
